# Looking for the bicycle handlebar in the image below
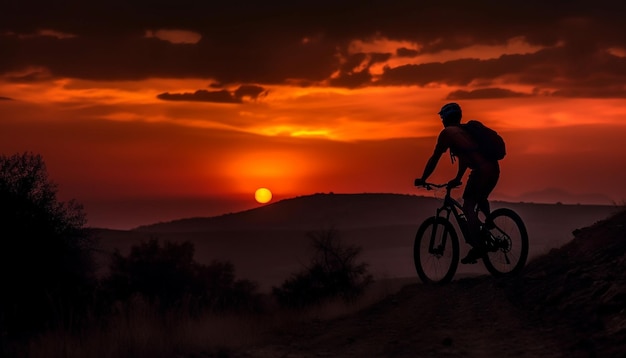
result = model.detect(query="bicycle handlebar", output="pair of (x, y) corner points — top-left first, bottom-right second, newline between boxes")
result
(415, 182), (460, 190)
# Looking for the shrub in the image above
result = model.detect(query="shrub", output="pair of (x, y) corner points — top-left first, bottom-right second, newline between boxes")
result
(273, 228), (373, 308)
(0, 152), (96, 339)
(101, 239), (262, 314)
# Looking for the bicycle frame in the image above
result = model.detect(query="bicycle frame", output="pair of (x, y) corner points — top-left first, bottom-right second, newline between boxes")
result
(427, 184), (510, 255)
(415, 182), (529, 281)
(427, 185), (471, 255)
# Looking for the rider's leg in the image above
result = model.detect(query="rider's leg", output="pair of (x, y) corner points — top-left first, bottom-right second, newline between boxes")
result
(460, 197), (485, 264)
(462, 163), (500, 265)
(462, 170), (485, 250)
(476, 164), (499, 228)
(462, 198), (483, 249)
(477, 199), (491, 217)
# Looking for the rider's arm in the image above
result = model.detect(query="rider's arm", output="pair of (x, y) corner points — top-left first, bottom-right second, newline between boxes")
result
(451, 160), (468, 184)
(419, 131), (448, 181)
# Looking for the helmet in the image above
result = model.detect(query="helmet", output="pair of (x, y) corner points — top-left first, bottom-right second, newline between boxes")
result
(438, 103), (462, 125)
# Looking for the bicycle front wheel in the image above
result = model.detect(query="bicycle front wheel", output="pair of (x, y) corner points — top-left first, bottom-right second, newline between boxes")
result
(482, 208), (529, 277)
(414, 216), (460, 284)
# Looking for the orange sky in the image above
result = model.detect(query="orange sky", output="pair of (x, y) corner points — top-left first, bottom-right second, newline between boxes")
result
(2, 1), (626, 228)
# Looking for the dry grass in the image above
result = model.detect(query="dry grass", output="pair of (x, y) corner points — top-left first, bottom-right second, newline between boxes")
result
(18, 278), (412, 358)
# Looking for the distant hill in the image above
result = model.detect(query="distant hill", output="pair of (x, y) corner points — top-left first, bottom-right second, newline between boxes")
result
(91, 193), (619, 292)
(511, 187), (614, 205)
(133, 193), (440, 232)
(133, 192), (616, 233)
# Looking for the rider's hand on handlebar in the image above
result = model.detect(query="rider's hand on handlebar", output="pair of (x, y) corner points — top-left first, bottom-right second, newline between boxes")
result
(447, 178), (462, 188)
(414, 178), (426, 187)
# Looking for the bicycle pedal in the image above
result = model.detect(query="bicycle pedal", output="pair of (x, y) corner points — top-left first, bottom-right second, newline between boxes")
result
(461, 258), (478, 264)
(461, 255), (478, 264)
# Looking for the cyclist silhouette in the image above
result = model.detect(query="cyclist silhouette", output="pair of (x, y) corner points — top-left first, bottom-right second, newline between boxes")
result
(414, 103), (500, 264)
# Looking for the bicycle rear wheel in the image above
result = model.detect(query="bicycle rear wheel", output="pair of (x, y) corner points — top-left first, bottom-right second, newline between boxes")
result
(482, 208), (529, 277)
(414, 216), (459, 284)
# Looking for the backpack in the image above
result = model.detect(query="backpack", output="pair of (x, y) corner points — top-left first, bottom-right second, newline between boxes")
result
(461, 120), (506, 161)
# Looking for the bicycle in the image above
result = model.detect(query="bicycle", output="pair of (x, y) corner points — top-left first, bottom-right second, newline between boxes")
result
(413, 182), (529, 284)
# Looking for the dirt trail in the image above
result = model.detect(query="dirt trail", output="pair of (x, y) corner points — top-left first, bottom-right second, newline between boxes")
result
(238, 277), (573, 358)
(228, 209), (626, 358)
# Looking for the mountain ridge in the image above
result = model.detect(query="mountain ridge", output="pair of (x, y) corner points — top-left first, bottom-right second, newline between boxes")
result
(133, 193), (439, 232)
(498, 187), (615, 206)
(133, 192), (616, 233)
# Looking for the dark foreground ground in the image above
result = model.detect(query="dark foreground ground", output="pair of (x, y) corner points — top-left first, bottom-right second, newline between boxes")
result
(228, 209), (626, 358)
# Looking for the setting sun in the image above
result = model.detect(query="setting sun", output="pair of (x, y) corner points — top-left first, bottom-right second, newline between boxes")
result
(255, 188), (273, 204)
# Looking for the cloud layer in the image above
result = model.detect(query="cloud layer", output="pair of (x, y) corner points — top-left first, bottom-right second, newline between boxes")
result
(157, 85), (267, 103)
(2, 1), (626, 98)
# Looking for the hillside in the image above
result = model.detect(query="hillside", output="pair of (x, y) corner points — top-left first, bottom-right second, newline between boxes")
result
(504, 207), (626, 356)
(232, 208), (626, 358)
(133, 193), (441, 232)
(132, 193), (615, 233)
(93, 193), (618, 292)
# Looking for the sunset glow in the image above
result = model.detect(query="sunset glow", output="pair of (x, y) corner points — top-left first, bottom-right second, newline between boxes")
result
(2, 2), (625, 228)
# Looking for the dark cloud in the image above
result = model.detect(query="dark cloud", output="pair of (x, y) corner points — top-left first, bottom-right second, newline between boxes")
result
(157, 85), (267, 103)
(234, 85), (267, 100)
(379, 57), (520, 86)
(3, 68), (54, 83)
(329, 52), (391, 88)
(396, 48), (418, 58)
(329, 70), (373, 88)
(157, 90), (238, 103)
(447, 88), (531, 100)
(1, 1), (626, 97)
(550, 86), (626, 98)
(379, 47), (626, 98)
(0, 96), (13, 100)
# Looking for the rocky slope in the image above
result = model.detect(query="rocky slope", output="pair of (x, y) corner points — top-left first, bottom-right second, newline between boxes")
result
(503, 207), (626, 357)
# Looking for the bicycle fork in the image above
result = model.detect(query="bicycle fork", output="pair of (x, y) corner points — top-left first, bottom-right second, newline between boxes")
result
(429, 208), (452, 256)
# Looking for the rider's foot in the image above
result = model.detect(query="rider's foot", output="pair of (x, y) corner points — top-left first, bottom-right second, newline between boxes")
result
(483, 218), (496, 230)
(481, 229), (497, 252)
(461, 247), (485, 264)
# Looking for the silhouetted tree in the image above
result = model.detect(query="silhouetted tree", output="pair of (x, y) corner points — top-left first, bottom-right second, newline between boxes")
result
(273, 228), (373, 308)
(102, 239), (261, 314)
(0, 152), (96, 340)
